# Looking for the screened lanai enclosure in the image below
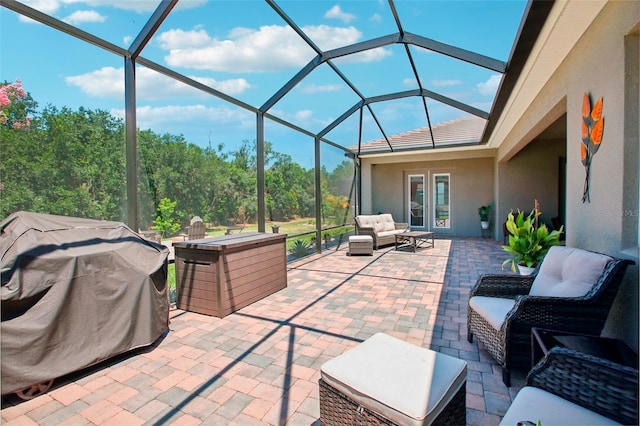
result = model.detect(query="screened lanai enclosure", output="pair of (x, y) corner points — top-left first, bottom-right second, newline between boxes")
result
(0, 0), (531, 253)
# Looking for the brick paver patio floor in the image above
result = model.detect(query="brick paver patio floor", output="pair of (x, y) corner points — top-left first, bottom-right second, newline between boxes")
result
(2, 237), (527, 425)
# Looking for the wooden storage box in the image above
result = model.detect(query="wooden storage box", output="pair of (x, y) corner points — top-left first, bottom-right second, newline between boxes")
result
(174, 233), (287, 317)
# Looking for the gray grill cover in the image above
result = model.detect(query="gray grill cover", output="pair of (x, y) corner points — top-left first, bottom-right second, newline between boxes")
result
(1, 211), (169, 394)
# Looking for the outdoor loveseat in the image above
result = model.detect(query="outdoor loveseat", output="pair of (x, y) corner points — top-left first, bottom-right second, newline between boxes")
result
(354, 214), (409, 249)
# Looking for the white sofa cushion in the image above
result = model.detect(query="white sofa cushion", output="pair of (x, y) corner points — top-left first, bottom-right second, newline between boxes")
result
(378, 230), (403, 238)
(529, 246), (612, 297)
(378, 213), (396, 232)
(357, 215), (374, 229)
(321, 333), (467, 426)
(500, 386), (620, 425)
(468, 296), (516, 331)
(372, 215), (387, 233)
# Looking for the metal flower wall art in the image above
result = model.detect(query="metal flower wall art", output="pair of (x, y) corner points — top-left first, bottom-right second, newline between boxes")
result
(580, 92), (604, 203)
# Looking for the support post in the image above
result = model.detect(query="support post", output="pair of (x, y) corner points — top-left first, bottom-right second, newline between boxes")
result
(315, 137), (322, 252)
(124, 57), (138, 231)
(257, 113), (265, 233)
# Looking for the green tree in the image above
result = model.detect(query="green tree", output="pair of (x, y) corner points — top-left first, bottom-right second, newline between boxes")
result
(153, 197), (181, 237)
(1, 102), (126, 220)
(0, 79), (37, 129)
(0, 86), (354, 233)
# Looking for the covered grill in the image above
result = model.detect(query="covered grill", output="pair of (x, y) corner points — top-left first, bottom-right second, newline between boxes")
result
(1, 211), (170, 397)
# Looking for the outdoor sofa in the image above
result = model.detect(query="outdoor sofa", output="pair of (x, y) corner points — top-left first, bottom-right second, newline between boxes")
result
(355, 214), (409, 249)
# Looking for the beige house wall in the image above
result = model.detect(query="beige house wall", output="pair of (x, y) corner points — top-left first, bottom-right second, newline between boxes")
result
(497, 137), (566, 235)
(364, 156), (494, 237)
(494, 1), (639, 347)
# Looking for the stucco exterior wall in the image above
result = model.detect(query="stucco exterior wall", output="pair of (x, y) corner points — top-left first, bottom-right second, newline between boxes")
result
(367, 157), (494, 237)
(496, 1), (639, 347)
(497, 137), (566, 234)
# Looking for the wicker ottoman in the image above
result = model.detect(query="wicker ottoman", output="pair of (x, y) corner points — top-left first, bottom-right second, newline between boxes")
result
(319, 333), (467, 426)
(349, 235), (373, 256)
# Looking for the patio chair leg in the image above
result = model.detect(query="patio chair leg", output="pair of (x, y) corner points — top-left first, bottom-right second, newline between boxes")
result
(502, 367), (511, 387)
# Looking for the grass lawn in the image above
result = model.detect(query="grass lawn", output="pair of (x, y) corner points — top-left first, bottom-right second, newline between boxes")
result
(203, 217), (318, 237)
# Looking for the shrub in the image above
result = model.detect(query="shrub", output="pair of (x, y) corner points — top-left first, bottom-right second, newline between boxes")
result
(289, 239), (312, 258)
(153, 198), (181, 237)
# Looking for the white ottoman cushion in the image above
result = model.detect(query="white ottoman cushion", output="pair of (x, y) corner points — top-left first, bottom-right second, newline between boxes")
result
(321, 333), (467, 426)
(500, 386), (620, 425)
(349, 235), (373, 243)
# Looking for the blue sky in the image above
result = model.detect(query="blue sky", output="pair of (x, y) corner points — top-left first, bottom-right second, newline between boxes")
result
(1, 0), (527, 169)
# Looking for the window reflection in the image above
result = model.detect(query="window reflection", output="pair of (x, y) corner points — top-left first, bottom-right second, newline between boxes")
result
(434, 173), (450, 228)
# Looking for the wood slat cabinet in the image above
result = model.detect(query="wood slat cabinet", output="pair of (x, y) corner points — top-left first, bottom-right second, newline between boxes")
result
(173, 233), (287, 317)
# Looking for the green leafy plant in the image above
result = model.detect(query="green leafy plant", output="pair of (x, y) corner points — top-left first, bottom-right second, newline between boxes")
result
(478, 205), (492, 221)
(502, 208), (563, 272)
(167, 262), (176, 304)
(289, 239), (312, 258)
(152, 198), (181, 238)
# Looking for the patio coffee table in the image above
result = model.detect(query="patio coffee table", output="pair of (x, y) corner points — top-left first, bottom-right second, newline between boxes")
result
(395, 231), (434, 252)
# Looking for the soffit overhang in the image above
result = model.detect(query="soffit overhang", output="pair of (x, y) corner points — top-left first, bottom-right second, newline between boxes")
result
(485, 0), (608, 159)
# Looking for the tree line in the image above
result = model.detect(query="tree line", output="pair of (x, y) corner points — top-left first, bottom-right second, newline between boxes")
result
(0, 81), (355, 233)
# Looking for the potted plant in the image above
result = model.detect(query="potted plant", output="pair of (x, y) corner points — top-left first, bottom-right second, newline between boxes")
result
(478, 205), (492, 230)
(502, 206), (564, 274)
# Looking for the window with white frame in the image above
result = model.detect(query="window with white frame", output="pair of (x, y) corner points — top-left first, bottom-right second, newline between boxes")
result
(408, 174), (425, 228)
(433, 173), (450, 228)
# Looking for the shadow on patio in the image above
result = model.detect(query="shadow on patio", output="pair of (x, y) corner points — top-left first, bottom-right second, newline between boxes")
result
(1, 237), (527, 426)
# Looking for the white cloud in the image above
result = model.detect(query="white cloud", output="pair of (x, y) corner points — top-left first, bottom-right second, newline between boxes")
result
(294, 110), (313, 121)
(370, 13), (382, 23)
(159, 25), (314, 73)
(299, 83), (342, 94)
(477, 74), (501, 96)
(304, 24), (362, 51)
(65, 66), (251, 100)
(22, 0), (59, 13)
(157, 23), (388, 73)
(63, 10), (106, 24)
(18, 0), (205, 24)
(269, 107), (335, 130)
(331, 46), (392, 64)
(432, 79), (462, 87)
(62, 0), (205, 13)
(324, 5), (356, 24)
(110, 104), (254, 133)
(403, 78), (418, 87)
(65, 66), (123, 98)
(19, 0), (59, 22)
(123, 35), (132, 46)
(156, 28), (211, 49)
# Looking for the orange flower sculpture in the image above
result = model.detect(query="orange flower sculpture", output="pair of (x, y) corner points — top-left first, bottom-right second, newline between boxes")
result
(580, 92), (604, 203)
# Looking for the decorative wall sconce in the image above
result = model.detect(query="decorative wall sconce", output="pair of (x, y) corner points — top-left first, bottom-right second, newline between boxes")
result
(580, 92), (604, 203)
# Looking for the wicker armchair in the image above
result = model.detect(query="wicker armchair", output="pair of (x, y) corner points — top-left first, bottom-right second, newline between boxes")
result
(500, 346), (638, 425)
(467, 246), (634, 386)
